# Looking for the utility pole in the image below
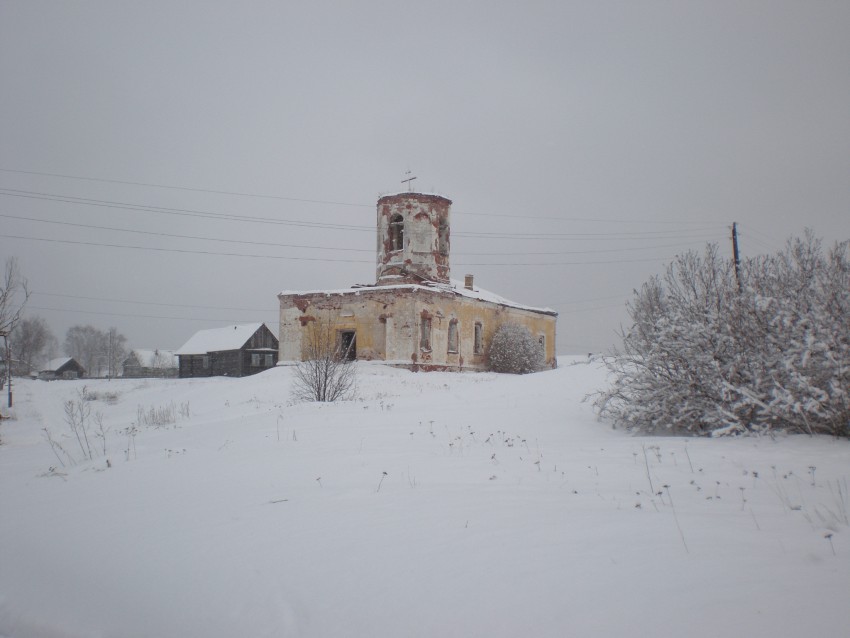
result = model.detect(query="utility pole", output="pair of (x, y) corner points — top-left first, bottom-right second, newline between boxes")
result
(731, 222), (742, 292)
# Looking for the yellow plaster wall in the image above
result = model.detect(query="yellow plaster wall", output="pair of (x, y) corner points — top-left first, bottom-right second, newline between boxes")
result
(278, 288), (557, 370)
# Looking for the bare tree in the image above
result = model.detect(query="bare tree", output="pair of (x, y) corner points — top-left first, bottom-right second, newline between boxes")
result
(104, 327), (127, 379)
(64, 325), (127, 377)
(0, 257), (29, 336)
(65, 325), (103, 376)
(291, 318), (356, 402)
(10, 316), (55, 374)
(1, 258), (29, 394)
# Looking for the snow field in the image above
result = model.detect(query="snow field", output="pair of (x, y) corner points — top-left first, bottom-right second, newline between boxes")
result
(1, 359), (848, 637)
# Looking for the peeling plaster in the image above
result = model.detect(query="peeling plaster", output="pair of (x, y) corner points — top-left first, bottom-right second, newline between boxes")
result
(279, 192), (558, 371)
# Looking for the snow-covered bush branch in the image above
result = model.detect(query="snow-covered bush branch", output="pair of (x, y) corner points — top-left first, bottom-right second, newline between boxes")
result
(595, 232), (850, 437)
(488, 323), (543, 374)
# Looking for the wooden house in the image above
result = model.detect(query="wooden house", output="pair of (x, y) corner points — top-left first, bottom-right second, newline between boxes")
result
(122, 349), (178, 378)
(176, 323), (278, 378)
(39, 357), (86, 380)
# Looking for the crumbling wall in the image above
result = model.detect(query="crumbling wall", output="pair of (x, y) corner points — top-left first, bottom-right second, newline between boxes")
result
(279, 286), (557, 371)
(376, 193), (451, 284)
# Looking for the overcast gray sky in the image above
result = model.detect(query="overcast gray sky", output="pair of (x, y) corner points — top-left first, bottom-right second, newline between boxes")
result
(1, 1), (848, 356)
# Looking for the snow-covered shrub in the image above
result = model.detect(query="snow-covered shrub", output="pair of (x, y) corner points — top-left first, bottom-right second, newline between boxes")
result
(488, 323), (543, 374)
(595, 232), (850, 437)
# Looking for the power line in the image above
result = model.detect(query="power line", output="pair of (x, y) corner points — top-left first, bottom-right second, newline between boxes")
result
(0, 233), (373, 263)
(0, 188), (372, 232)
(0, 187), (723, 241)
(0, 167), (372, 208)
(454, 227), (720, 239)
(548, 293), (632, 305)
(738, 233), (774, 255)
(0, 213), (374, 253)
(0, 166), (727, 226)
(555, 302), (628, 314)
(32, 291), (275, 313)
(28, 305), (276, 323)
(3, 212), (713, 257)
(457, 241), (709, 256)
(455, 255), (679, 267)
(455, 210), (723, 225)
(3, 231), (685, 267)
(34, 290), (633, 313)
(736, 222), (783, 253)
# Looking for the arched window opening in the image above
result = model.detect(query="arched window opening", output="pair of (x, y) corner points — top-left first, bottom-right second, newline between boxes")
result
(438, 217), (449, 256)
(389, 214), (404, 252)
(447, 319), (459, 353)
(420, 317), (432, 351)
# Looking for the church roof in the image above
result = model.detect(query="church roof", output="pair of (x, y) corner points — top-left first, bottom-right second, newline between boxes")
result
(279, 280), (557, 316)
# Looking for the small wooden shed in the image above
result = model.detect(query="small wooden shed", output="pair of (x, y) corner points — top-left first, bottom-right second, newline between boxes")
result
(176, 323), (278, 378)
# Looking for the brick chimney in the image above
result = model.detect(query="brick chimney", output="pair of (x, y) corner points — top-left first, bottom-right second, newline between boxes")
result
(464, 274), (474, 290)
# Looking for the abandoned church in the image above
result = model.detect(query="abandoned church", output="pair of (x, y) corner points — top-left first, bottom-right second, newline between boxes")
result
(278, 191), (557, 371)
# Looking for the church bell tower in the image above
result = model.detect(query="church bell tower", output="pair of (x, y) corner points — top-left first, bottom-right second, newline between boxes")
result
(375, 192), (452, 285)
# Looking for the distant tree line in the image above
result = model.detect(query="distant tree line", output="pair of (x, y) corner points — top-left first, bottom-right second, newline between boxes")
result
(63, 325), (127, 378)
(9, 320), (129, 378)
(595, 232), (850, 438)
(1, 258), (130, 380)
(10, 316), (58, 373)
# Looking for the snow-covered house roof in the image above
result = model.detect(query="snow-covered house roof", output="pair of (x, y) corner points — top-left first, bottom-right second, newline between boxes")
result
(176, 323), (271, 355)
(126, 349), (178, 368)
(279, 279), (557, 316)
(43, 357), (73, 372)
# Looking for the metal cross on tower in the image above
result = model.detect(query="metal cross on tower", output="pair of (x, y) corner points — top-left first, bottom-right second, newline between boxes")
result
(401, 170), (417, 192)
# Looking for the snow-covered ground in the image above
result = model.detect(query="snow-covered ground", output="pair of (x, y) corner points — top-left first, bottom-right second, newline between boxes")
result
(1, 359), (848, 638)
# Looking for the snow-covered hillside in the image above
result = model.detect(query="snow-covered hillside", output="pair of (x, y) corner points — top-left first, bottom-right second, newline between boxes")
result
(1, 359), (848, 637)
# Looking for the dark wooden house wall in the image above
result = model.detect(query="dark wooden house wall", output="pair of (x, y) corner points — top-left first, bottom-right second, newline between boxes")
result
(39, 359), (86, 380)
(58, 360), (86, 378)
(245, 324), (277, 350)
(178, 355), (209, 378)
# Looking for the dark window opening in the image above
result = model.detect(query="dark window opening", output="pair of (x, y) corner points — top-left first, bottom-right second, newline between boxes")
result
(447, 319), (458, 353)
(251, 353), (260, 366)
(420, 317), (432, 351)
(338, 331), (357, 361)
(474, 322), (483, 354)
(389, 214), (404, 252)
(438, 217), (449, 256)
(265, 354), (274, 367)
